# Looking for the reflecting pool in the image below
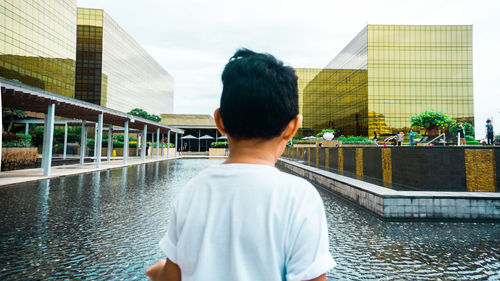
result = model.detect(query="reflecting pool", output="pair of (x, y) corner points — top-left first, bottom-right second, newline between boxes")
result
(0, 159), (499, 280)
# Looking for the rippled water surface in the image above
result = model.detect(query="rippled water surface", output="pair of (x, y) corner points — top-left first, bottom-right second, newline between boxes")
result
(0, 159), (499, 280)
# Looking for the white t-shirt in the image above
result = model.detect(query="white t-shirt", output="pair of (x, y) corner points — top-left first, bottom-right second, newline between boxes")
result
(159, 163), (335, 281)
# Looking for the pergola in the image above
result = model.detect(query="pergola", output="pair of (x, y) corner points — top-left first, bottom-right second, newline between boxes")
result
(0, 78), (184, 176)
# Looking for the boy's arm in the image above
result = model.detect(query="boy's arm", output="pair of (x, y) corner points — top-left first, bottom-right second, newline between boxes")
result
(146, 259), (181, 281)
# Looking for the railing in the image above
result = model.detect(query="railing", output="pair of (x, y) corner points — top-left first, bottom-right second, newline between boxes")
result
(384, 135), (397, 143)
(425, 133), (446, 146)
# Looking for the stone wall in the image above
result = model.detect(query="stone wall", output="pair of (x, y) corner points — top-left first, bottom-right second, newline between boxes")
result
(283, 146), (499, 192)
(277, 158), (500, 221)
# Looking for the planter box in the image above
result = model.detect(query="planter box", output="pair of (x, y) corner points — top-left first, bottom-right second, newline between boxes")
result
(294, 140), (342, 148)
(2, 147), (38, 170)
(209, 148), (227, 156)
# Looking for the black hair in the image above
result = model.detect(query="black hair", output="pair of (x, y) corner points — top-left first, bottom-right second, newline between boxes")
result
(220, 48), (298, 139)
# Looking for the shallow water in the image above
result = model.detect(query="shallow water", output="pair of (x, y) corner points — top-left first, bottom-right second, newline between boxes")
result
(0, 159), (498, 280)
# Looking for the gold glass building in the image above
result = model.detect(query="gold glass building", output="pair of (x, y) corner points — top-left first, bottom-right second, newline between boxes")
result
(76, 8), (174, 114)
(0, 0), (77, 97)
(299, 25), (473, 137)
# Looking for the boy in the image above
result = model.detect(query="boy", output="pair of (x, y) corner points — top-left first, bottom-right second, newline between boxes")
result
(146, 49), (335, 281)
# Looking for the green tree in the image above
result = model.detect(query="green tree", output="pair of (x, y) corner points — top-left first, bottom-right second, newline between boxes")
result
(2, 107), (27, 132)
(449, 122), (474, 137)
(410, 111), (455, 137)
(128, 108), (162, 122)
(128, 108), (149, 119)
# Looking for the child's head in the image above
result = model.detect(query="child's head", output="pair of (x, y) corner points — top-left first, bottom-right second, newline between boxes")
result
(218, 48), (299, 140)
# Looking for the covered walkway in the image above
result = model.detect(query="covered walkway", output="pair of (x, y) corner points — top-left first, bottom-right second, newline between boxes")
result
(0, 78), (184, 176)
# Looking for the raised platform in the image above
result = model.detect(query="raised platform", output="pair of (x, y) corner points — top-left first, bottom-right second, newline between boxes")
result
(277, 158), (500, 221)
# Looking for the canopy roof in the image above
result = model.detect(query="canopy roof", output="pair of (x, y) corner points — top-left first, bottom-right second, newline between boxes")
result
(0, 77), (183, 134)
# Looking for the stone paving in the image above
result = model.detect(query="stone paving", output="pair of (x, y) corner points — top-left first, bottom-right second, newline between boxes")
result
(0, 156), (178, 187)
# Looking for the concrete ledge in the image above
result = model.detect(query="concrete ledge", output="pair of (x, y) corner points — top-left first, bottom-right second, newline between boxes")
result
(277, 158), (500, 221)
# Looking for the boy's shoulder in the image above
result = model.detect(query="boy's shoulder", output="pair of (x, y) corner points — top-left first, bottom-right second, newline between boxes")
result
(182, 163), (317, 195)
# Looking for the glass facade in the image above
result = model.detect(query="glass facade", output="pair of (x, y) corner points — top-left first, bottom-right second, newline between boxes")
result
(76, 8), (174, 114)
(0, 0), (77, 97)
(299, 25), (473, 137)
(294, 68), (321, 134)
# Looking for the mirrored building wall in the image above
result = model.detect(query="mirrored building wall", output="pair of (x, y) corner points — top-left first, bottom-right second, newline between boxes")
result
(300, 25), (473, 137)
(367, 25), (473, 135)
(0, 0), (77, 97)
(76, 8), (174, 114)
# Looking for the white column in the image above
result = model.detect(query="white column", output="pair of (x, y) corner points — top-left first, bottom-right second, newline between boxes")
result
(63, 122), (68, 160)
(175, 132), (178, 158)
(95, 113), (103, 168)
(167, 131), (171, 159)
(156, 128), (160, 159)
(93, 123), (97, 160)
(80, 120), (87, 165)
(198, 129), (201, 152)
(107, 125), (113, 162)
(42, 104), (55, 176)
(151, 132), (155, 158)
(0, 83), (2, 172)
(161, 133), (164, 157)
(123, 120), (129, 164)
(136, 132), (139, 157)
(141, 125), (147, 161)
(25, 122), (29, 135)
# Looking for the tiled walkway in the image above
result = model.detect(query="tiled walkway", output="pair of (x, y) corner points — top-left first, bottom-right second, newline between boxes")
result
(0, 156), (177, 187)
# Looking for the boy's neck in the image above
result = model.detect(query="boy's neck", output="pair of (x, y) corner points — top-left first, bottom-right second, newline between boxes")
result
(223, 137), (284, 167)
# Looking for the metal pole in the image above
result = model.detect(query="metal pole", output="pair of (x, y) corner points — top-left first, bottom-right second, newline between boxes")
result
(107, 125), (113, 162)
(151, 132), (155, 158)
(123, 120), (129, 164)
(175, 132), (178, 158)
(93, 123), (97, 160)
(42, 104), (55, 176)
(80, 120), (87, 165)
(156, 128), (160, 159)
(95, 113), (103, 168)
(198, 129), (201, 152)
(0, 82), (2, 172)
(141, 125), (147, 161)
(63, 122), (68, 160)
(167, 131), (171, 159)
(161, 133), (164, 157)
(136, 132), (139, 157)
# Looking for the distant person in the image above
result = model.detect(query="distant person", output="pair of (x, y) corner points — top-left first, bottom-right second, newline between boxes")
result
(409, 129), (416, 146)
(397, 131), (404, 146)
(146, 142), (150, 156)
(373, 131), (378, 145)
(457, 123), (466, 146)
(146, 49), (335, 281)
(486, 119), (495, 145)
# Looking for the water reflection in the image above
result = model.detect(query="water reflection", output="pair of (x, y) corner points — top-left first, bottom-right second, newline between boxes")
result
(0, 159), (498, 280)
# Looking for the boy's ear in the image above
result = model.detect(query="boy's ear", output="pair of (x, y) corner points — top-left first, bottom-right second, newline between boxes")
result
(282, 114), (302, 141)
(214, 108), (227, 135)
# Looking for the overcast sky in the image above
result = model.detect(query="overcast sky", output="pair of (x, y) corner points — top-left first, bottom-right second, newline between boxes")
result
(80, 0), (500, 134)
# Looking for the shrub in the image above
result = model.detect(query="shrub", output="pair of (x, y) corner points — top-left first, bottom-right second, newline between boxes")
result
(465, 135), (475, 141)
(316, 129), (339, 138)
(449, 122), (474, 137)
(337, 136), (372, 144)
(211, 141), (228, 148)
(2, 133), (32, 147)
(466, 140), (480, 145)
